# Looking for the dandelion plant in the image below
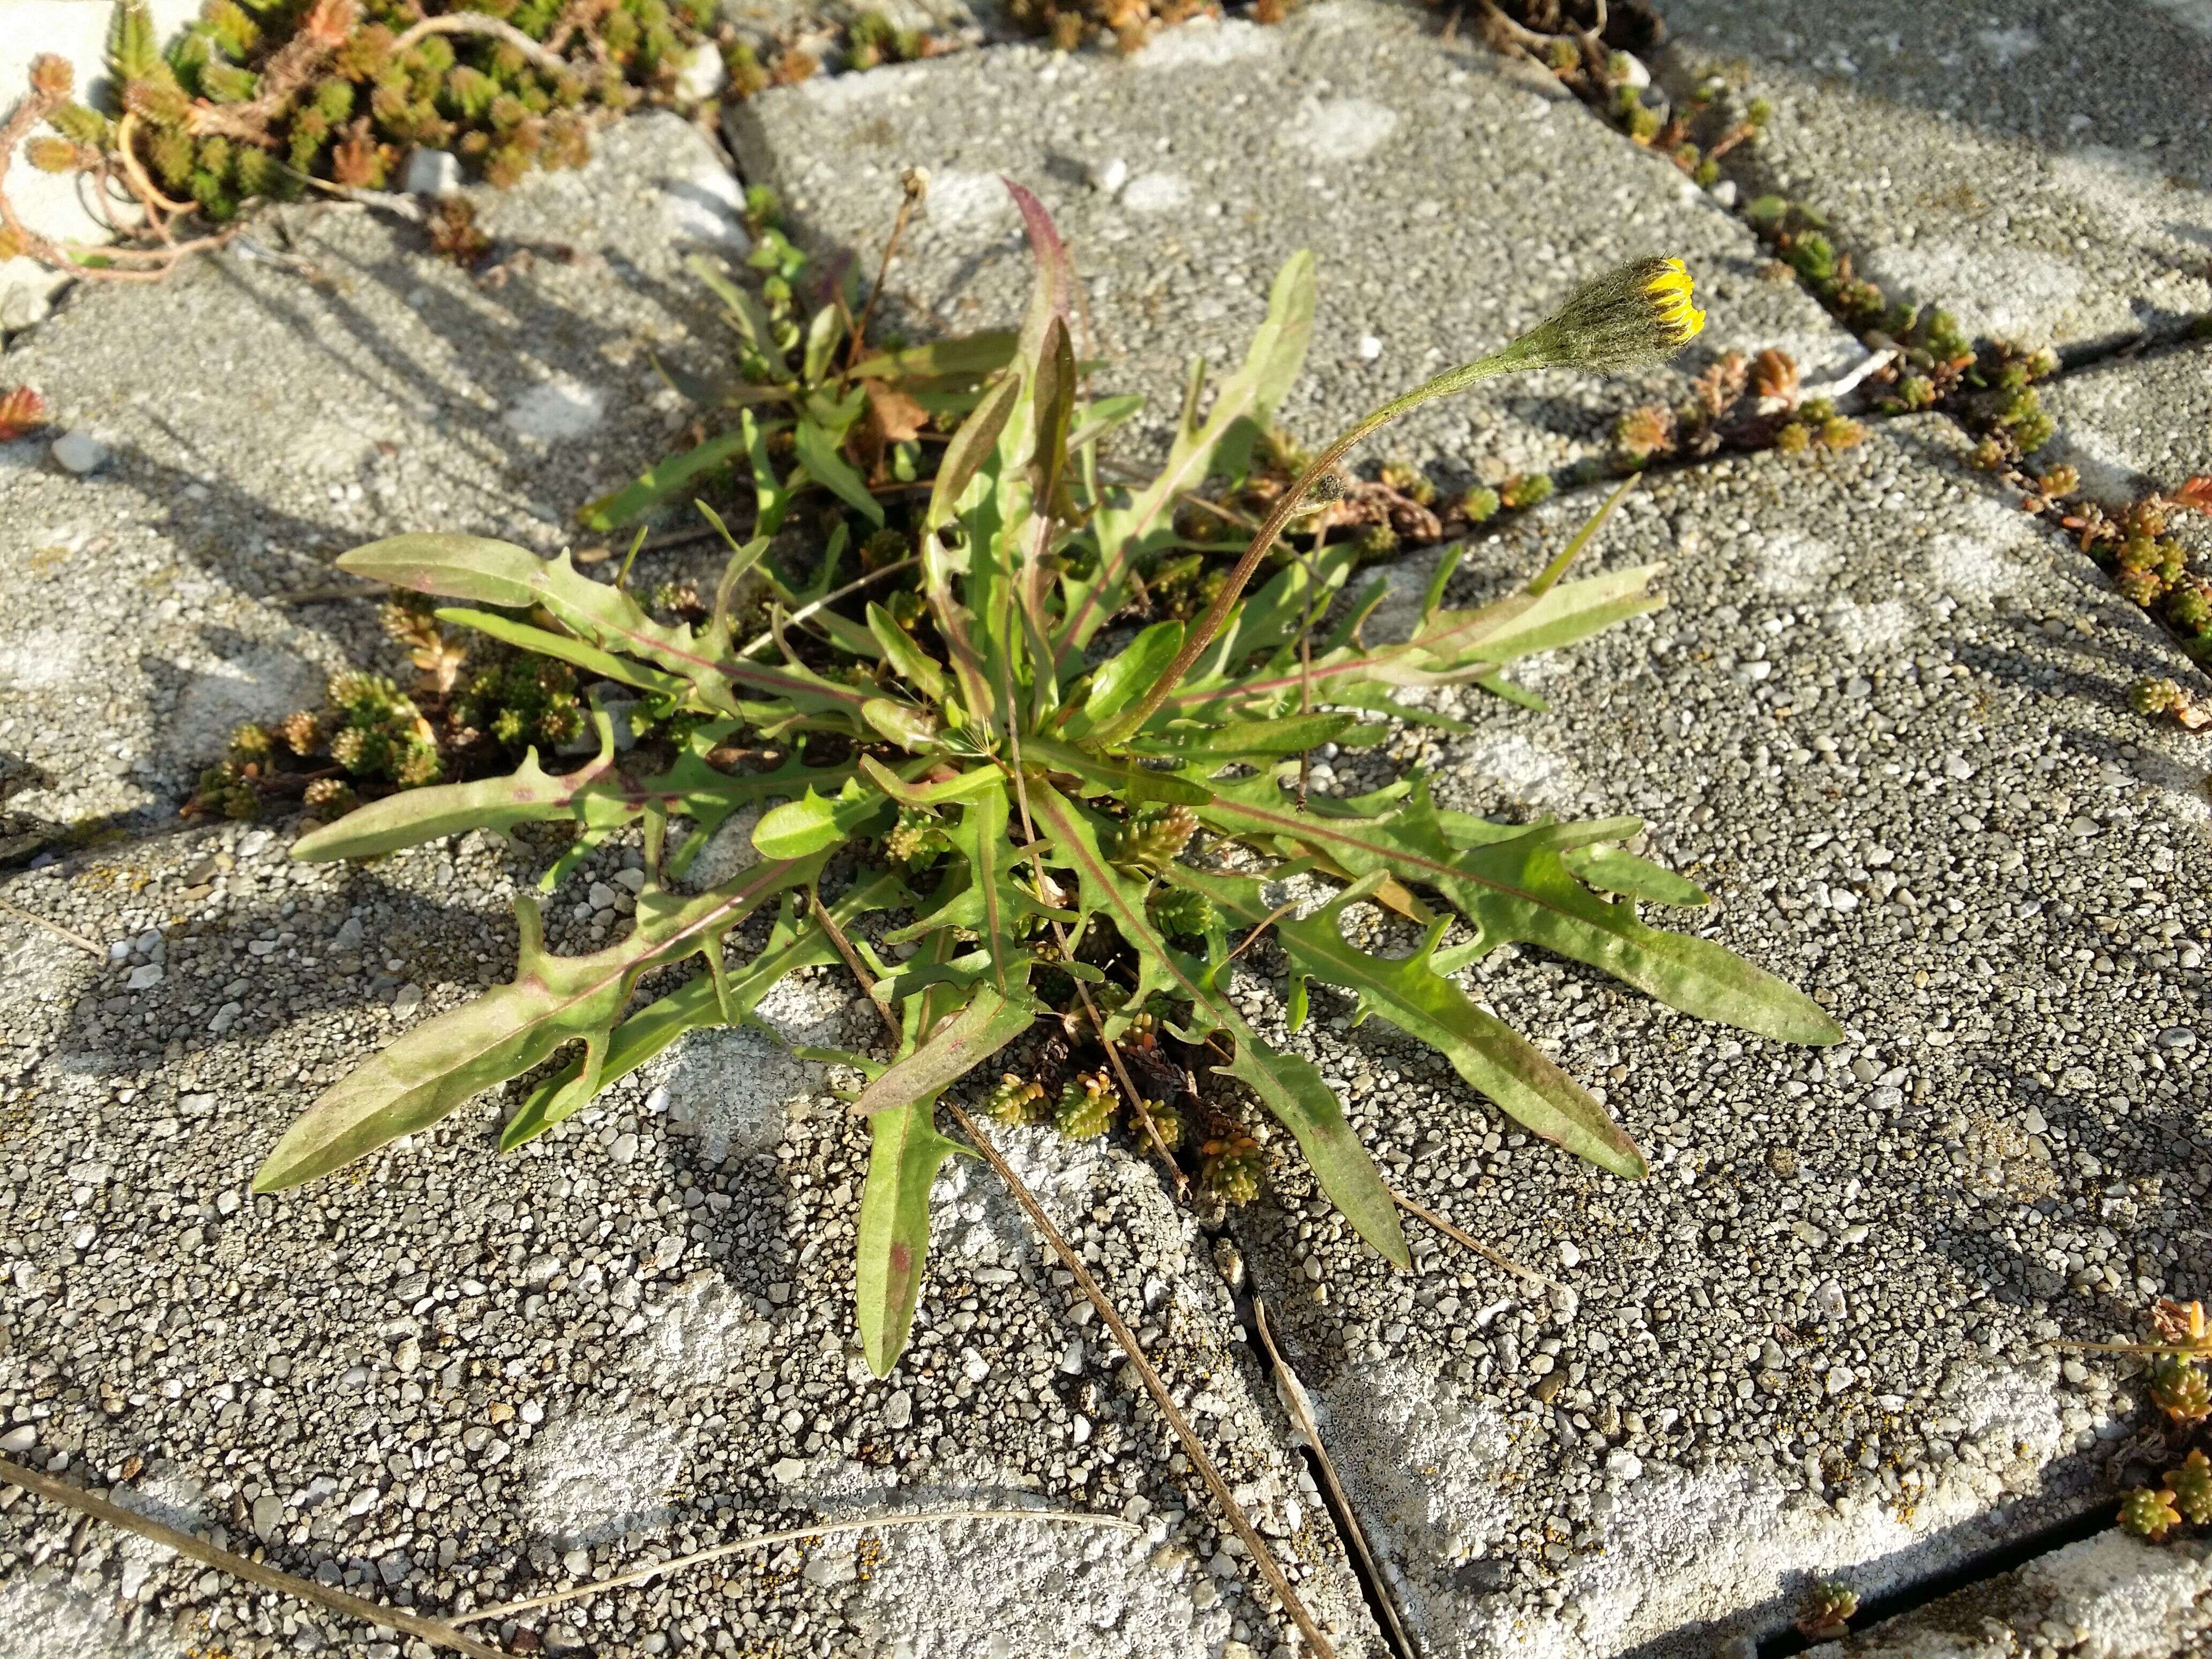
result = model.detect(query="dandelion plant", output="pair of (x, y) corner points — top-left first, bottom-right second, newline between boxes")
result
(252, 183), (1838, 1378)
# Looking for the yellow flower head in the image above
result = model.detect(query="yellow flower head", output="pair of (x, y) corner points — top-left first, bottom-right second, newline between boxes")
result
(1642, 257), (1707, 348)
(1506, 256), (1709, 372)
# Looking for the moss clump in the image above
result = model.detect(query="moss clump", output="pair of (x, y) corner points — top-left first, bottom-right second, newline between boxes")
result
(446, 654), (584, 753)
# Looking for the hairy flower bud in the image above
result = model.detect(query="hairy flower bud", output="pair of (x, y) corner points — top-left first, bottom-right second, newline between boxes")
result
(1512, 257), (1707, 372)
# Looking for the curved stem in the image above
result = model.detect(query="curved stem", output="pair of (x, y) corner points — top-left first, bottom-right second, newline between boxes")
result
(1122, 341), (1543, 733)
(387, 12), (574, 75)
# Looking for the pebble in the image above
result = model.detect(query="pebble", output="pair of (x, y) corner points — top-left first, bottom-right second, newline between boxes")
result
(0, 1425), (35, 1454)
(885, 1390), (913, 1429)
(400, 148), (462, 198)
(391, 984), (423, 1019)
(50, 430), (109, 474)
(252, 1492), (283, 1539)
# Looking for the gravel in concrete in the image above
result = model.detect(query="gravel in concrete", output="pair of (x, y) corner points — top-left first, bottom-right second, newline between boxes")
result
(1209, 417), (2212, 1656)
(0, 114), (752, 855)
(728, 0), (1860, 482)
(1656, 0), (2212, 355)
(0, 818), (1383, 1658)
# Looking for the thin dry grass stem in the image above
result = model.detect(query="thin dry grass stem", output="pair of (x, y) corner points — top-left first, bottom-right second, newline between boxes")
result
(937, 1098), (1341, 1659)
(1388, 1185), (1563, 1293)
(455, 1505), (1139, 1626)
(0, 1456), (504, 1658)
(733, 557), (919, 661)
(292, 170), (427, 222)
(0, 895), (104, 957)
(1221, 900), (1298, 969)
(1251, 1297), (1418, 1657)
(1176, 491), (1264, 536)
(1064, 946), (1188, 1192)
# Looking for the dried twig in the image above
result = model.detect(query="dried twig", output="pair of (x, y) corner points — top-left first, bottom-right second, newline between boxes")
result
(186, 0), (356, 144)
(840, 169), (926, 390)
(811, 887), (900, 1043)
(1389, 1185), (1563, 1293)
(938, 1098), (1342, 1658)
(0, 895), (104, 957)
(0, 1456), (504, 1659)
(1251, 1297), (1418, 1657)
(454, 1505), (1139, 1625)
(387, 12), (574, 76)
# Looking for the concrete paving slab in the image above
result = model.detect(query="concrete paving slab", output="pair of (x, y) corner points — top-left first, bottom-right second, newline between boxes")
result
(1804, 1533), (2212, 1658)
(0, 819), (1385, 1658)
(1206, 416), (2212, 1656)
(1657, 0), (2212, 356)
(2038, 339), (2212, 510)
(0, 113), (751, 855)
(727, 0), (1860, 482)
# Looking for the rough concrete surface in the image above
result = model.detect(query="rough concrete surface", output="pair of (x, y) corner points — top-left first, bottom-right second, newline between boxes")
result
(728, 0), (1860, 482)
(1657, 0), (2212, 355)
(1213, 419), (2212, 1656)
(0, 113), (752, 855)
(0, 818), (1382, 1658)
(5, 5), (2212, 1656)
(1805, 1533), (2212, 1658)
(2037, 339), (2212, 508)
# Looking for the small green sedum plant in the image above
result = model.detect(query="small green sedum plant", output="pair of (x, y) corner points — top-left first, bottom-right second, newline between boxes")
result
(252, 185), (1837, 1374)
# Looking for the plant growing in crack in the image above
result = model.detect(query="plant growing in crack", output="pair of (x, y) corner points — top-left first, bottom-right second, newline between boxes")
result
(2067, 1298), (2212, 1545)
(245, 186), (1840, 1649)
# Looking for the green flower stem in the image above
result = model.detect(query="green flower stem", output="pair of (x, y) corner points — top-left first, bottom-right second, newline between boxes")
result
(1124, 340), (1548, 733)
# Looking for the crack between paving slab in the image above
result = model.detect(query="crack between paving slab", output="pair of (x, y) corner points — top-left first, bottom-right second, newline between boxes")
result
(1199, 1223), (1426, 1659)
(1752, 1499), (2117, 1658)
